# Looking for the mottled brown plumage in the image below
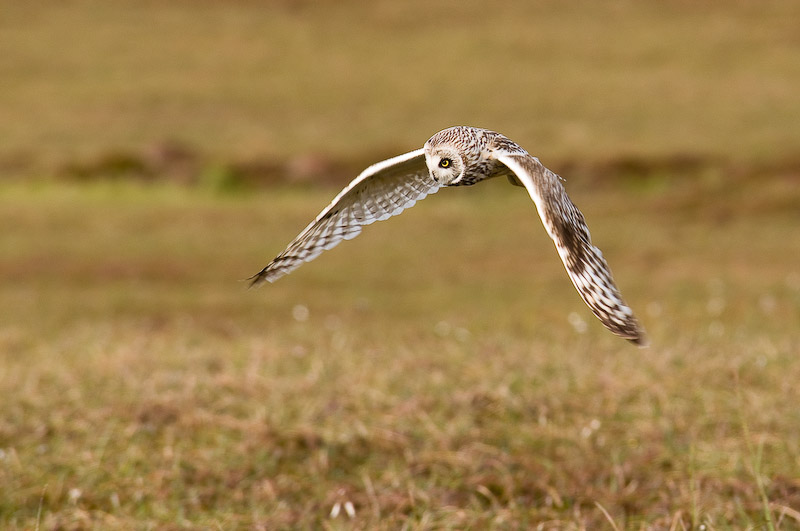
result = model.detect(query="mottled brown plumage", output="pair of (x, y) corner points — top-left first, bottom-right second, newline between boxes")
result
(250, 126), (646, 345)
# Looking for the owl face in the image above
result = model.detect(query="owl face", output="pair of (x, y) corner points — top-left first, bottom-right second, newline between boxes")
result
(424, 145), (465, 185)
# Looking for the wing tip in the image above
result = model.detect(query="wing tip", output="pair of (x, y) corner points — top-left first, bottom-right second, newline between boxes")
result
(627, 332), (649, 348)
(246, 273), (266, 289)
(620, 317), (649, 347)
(245, 268), (278, 288)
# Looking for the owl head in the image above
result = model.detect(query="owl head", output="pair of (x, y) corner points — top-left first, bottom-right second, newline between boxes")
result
(424, 144), (465, 185)
(426, 128), (477, 185)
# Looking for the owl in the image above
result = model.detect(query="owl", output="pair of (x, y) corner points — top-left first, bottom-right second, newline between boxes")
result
(250, 126), (646, 345)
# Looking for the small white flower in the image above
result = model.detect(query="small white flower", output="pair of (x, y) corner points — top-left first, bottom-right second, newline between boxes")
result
(581, 419), (601, 438)
(330, 502), (341, 518)
(68, 488), (82, 504)
(567, 312), (588, 334)
(292, 304), (310, 322)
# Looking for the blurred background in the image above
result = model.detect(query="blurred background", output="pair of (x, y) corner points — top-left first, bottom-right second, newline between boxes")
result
(2, 0), (799, 182)
(2, 1), (800, 528)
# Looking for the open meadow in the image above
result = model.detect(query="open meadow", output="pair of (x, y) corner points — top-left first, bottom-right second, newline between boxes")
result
(2, 1), (800, 529)
(2, 177), (799, 529)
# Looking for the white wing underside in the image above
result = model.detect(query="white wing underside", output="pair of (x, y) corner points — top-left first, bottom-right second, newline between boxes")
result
(249, 149), (437, 285)
(496, 153), (646, 345)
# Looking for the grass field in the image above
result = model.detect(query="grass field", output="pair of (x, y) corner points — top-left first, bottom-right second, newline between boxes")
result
(2, 0), (800, 529)
(1, 175), (799, 529)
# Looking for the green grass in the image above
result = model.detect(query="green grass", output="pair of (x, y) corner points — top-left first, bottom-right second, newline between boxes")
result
(1, 176), (799, 529)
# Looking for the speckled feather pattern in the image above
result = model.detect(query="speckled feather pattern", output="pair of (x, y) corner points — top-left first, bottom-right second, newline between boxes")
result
(250, 126), (646, 345)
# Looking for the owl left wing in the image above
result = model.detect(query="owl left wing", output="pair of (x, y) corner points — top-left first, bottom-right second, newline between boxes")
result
(249, 148), (438, 286)
(496, 152), (647, 345)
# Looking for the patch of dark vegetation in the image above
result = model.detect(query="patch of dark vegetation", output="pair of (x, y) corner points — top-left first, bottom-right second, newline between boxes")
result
(550, 153), (800, 190)
(550, 153), (724, 189)
(48, 140), (359, 190)
(3, 142), (800, 190)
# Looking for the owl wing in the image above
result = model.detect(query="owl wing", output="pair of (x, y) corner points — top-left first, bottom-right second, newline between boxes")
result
(249, 148), (438, 286)
(496, 152), (647, 346)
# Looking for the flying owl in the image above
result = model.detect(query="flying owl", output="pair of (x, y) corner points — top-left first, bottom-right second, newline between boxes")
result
(250, 126), (646, 345)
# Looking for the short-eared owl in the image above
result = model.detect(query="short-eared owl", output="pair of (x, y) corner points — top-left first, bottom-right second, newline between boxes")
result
(250, 126), (646, 345)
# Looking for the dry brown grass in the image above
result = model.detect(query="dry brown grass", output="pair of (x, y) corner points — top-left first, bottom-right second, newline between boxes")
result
(1, 175), (799, 529)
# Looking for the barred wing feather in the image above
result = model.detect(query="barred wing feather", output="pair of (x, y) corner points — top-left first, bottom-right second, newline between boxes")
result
(497, 153), (647, 345)
(249, 149), (437, 285)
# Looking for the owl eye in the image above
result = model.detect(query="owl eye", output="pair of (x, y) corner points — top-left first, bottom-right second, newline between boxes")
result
(438, 158), (452, 168)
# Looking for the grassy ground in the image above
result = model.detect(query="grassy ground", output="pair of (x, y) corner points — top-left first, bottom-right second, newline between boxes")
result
(1, 174), (799, 529)
(2, 1), (800, 528)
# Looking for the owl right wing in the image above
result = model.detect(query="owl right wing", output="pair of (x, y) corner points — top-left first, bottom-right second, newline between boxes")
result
(496, 152), (647, 346)
(249, 148), (439, 286)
